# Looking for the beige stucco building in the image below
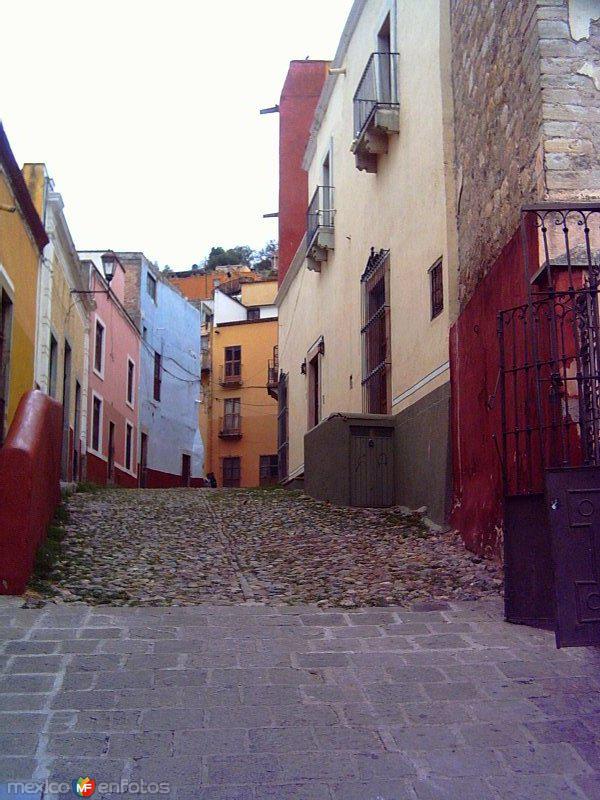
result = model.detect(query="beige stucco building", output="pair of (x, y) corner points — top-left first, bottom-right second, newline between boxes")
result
(276, 0), (457, 521)
(23, 165), (92, 483)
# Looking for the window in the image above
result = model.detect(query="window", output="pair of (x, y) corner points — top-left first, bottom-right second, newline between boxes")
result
(430, 258), (444, 319)
(153, 351), (162, 401)
(0, 290), (13, 445)
(222, 456), (241, 487)
(259, 455), (279, 486)
(223, 397), (241, 433)
(92, 395), (102, 452)
(247, 308), (260, 321)
(94, 318), (105, 376)
(125, 422), (133, 471)
(127, 358), (135, 406)
(361, 248), (391, 414)
(224, 345), (241, 380)
(146, 272), (157, 302)
(49, 334), (58, 397)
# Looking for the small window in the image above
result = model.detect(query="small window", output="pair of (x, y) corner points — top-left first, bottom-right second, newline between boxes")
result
(125, 422), (133, 471)
(222, 456), (241, 487)
(49, 334), (58, 397)
(430, 258), (444, 319)
(259, 455), (279, 486)
(127, 359), (135, 406)
(247, 308), (260, 321)
(153, 351), (162, 401)
(94, 319), (105, 375)
(146, 272), (157, 302)
(92, 395), (102, 452)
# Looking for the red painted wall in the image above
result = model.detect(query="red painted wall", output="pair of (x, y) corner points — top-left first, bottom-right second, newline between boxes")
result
(278, 60), (329, 284)
(144, 466), (206, 489)
(450, 226), (539, 560)
(0, 391), (62, 594)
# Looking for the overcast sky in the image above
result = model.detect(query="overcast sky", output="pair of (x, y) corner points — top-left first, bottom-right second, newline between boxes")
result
(2, 0), (352, 269)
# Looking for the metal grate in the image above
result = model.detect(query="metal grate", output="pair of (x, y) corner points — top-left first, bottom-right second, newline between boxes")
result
(361, 248), (391, 414)
(430, 258), (443, 319)
(353, 52), (399, 140)
(498, 203), (600, 496)
(307, 186), (335, 251)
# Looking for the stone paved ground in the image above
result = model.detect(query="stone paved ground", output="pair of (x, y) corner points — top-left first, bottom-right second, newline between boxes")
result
(30, 488), (501, 607)
(1, 597), (600, 799)
(2, 488), (598, 798)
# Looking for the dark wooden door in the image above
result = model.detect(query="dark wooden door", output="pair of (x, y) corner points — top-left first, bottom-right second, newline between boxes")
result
(182, 454), (191, 487)
(108, 422), (115, 484)
(546, 466), (600, 647)
(140, 433), (148, 488)
(350, 426), (394, 508)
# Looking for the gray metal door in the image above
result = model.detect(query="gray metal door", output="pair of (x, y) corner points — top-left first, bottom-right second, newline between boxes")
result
(350, 426), (394, 508)
(546, 466), (600, 648)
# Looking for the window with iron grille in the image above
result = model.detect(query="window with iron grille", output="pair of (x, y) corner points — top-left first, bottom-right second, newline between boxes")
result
(146, 272), (157, 302)
(278, 373), (289, 481)
(0, 290), (13, 446)
(430, 258), (443, 319)
(361, 248), (391, 414)
(94, 319), (104, 375)
(153, 351), (162, 401)
(259, 455), (278, 486)
(222, 456), (241, 487)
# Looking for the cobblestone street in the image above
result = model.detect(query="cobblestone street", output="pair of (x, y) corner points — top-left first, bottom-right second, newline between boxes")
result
(32, 487), (502, 608)
(0, 487), (598, 798)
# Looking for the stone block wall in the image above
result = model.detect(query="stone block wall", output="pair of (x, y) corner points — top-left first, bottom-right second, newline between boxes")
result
(450, 0), (544, 307)
(539, 0), (600, 199)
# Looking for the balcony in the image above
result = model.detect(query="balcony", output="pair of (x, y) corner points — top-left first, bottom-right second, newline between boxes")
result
(219, 413), (242, 439)
(352, 52), (400, 173)
(267, 345), (279, 400)
(201, 349), (211, 373)
(306, 186), (335, 272)
(219, 364), (243, 387)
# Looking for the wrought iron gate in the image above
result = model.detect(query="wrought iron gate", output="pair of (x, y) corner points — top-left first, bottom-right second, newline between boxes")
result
(499, 202), (600, 647)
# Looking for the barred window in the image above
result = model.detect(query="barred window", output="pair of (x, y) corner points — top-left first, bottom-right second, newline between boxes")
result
(361, 248), (391, 414)
(430, 258), (443, 319)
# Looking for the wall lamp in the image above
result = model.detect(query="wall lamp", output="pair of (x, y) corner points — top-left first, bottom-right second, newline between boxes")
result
(0, 203), (16, 213)
(71, 251), (117, 297)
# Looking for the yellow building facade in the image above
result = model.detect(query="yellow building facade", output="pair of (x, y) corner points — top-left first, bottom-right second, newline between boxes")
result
(0, 125), (48, 442)
(23, 164), (92, 482)
(200, 279), (279, 487)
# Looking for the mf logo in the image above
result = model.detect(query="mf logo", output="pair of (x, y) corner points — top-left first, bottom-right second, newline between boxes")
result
(72, 776), (96, 797)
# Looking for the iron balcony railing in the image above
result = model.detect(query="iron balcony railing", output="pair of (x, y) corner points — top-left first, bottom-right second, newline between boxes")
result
(353, 52), (400, 140)
(219, 413), (242, 438)
(219, 364), (243, 387)
(201, 349), (211, 372)
(307, 186), (335, 251)
(267, 345), (279, 389)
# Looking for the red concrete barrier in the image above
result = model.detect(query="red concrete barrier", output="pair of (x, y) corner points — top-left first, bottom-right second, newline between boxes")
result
(0, 390), (63, 594)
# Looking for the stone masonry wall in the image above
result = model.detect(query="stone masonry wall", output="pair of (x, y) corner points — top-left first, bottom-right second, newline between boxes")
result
(539, 0), (600, 199)
(450, 0), (544, 307)
(450, 0), (600, 307)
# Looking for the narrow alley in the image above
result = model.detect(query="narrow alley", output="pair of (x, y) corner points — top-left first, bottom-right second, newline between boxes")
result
(0, 489), (599, 799)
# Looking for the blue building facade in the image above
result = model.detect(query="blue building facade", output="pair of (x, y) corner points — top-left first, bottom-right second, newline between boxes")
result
(120, 252), (204, 486)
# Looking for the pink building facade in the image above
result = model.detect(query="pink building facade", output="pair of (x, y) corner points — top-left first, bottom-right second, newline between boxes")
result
(81, 254), (141, 487)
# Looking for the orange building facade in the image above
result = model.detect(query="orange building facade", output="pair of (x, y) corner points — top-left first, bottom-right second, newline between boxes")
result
(200, 279), (278, 487)
(168, 265), (261, 302)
